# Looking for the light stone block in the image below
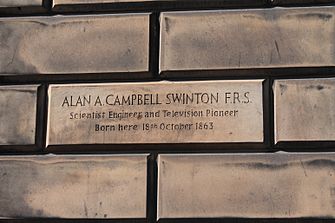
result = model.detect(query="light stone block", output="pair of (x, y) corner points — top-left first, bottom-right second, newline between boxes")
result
(53, 0), (154, 5)
(47, 80), (263, 145)
(158, 153), (335, 219)
(274, 78), (335, 143)
(0, 85), (38, 145)
(0, 155), (147, 218)
(160, 7), (335, 72)
(0, 0), (42, 7)
(0, 14), (149, 75)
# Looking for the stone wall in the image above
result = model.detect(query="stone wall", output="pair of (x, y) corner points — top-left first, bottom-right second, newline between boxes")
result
(0, 0), (335, 222)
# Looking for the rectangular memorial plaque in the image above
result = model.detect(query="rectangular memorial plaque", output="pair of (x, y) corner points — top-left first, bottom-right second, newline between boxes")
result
(47, 80), (263, 145)
(0, 14), (149, 75)
(160, 7), (335, 73)
(158, 153), (335, 218)
(274, 78), (335, 143)
(0, 154), (147, 218)
(0, 85), (38, 145)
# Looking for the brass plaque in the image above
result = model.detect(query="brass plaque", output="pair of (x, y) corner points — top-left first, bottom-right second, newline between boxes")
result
(274, 78), (335, 143)
(158, 153), (335, 218)
(0, 154), (147, 218)
(47, 80), (263, 145)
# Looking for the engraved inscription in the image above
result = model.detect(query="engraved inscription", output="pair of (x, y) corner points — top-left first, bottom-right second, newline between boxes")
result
(47, 80), (263, 145)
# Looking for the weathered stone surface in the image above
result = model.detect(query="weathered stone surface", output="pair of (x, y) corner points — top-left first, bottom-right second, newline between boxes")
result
(52, 0), (267, 8)
(160, 7), (335, 72)
(53, 0), (153, 5)
(0, 14), (149, 75)
(47, 80), (263, 145)
(0, 155), (147, 218)
(0, 0), (42, 7)
(0, 85), (38, 145)
(274, 78), (335, 143)
(157, 153), (335, 219)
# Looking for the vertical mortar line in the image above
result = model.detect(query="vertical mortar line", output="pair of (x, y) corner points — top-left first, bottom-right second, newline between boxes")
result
(262, 78), (271, 151)
(267, 0), (275, 8)
(36, 84), (47, 153)
(267, 77), (273, 151)
(268, 76), (275, 152)
(43, 0), (53, 14)
(147, 14), (161, 223)
(149, 11), (161, 80)
(147, 152), (158, 223)
(41, 83), (49, 152)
